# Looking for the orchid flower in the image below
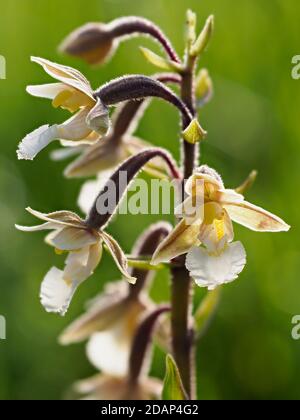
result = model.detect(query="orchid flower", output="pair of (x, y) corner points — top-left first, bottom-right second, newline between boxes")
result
(60, 281), (152, 376)
(17, 57), (110, 161)
(152, 165), (290, 290)
(16, 208), (135, 315)
(59, 222), (171, 374)
(67, 293), (167, 401)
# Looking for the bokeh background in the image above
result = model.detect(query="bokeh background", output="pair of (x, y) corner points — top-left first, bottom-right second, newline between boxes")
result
(0, 0), (299, 400)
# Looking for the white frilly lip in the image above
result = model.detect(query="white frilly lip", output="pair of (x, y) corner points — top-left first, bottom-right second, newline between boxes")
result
(186, 241), (247, 290)
(40, 243), (102, 316)
(40, 267), (78, 316)
(17, 124), (59, 161)
(86, 328), (130, 377)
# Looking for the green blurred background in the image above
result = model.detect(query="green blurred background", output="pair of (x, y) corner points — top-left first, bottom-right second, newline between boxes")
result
(0, 0), (299, 400)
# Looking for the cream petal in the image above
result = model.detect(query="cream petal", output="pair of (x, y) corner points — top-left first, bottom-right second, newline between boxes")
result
(87, 299), (146, 376)
(74, 374), (162, 401)
(50, 145), (86, 162)
(64, 138), (125, 178)
(186, 241), (247, 290)
(86, 326), (131, 376)
(101, 232), (136, 284)
(60, 138), (99, 147)
(87, 333), (129, 377)
(15, 222), (60, 232)
(77, 171), (113, 215)
(223, 201), (290, 232)
(57, 108), (93, 141)
(74, 376), (125, 401)
(25, 207), (84, 228)
(26, 83), (66, 99)
(31, 56), (94, 99)
(59, 298), (128, 345)
(151, 218), (202, 265)
(213, 188), (244, 204)
(223, 209), (234, 242)
(17, 124), (59, 160)
(45, 227), (98, 251)
(86, 99), (110, 136)
(185, 171), (224, 197)
(74, 374), (105, 395)
(40, 267), (79, 316)
(174, 196), (204, 224)
(64, 243), (102, 284)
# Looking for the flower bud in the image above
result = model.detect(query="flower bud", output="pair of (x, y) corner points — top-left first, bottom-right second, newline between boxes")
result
(59, 23), (116, 66)
(190, 15), (214, 57)
(195, 68), (213, 107)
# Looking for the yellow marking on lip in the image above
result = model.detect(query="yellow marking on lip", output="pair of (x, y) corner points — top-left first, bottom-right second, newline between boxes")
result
(52, 89), (94, 113)
(52, 90), (73, 109)
(214, 217), (225, 241)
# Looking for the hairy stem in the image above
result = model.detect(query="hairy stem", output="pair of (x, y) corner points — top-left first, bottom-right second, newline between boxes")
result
(95, 75), (192, 128)
(110, 17), (180, 63)
(171, 265), (194, 397)
(128, 306), (170, 385)
(112, 73), (181, 138)
(129, 222), (172, 299)
(171, 55), (198, 399)
(86, 148), (181, 230)
(181, 58), (198, 178)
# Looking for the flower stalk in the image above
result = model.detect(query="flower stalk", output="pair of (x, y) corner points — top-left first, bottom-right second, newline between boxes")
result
(128, 223), (172, 300)
(109, 17), (180, 63)
(170, 15), (201, 400)
(128, 306), (171, 385)
(86, 148), (181, 230)
(95, 75), (192, 128)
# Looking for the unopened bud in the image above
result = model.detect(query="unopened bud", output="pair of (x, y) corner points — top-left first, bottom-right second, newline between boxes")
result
(195, 68), (213, 107)
(59, 23), (116, 66)
(190, 15), (214, 57)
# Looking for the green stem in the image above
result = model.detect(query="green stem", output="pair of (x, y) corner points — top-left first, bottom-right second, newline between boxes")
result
(171, 265), (194, 398)
(171, 54), (198, 399)
(127, 259), (165, 271)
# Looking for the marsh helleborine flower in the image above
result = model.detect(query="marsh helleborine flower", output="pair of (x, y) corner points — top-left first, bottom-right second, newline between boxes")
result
(152, 165), (290, 290)
(60, 281), (151, 376)
(16, 208), (135, 315)
(71, 306), (169, 400)
(17, 57), (110, 161)
(59, 222), (171, 375)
